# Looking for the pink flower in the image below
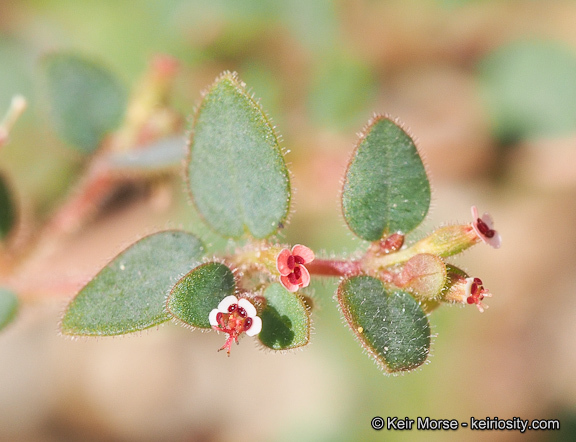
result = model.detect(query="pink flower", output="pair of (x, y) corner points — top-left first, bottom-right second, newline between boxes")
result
(471, 206), (501, 249)
(465, 277), (492, 313)
(209, 295), (262, 355)
(276, 244), (315, 292)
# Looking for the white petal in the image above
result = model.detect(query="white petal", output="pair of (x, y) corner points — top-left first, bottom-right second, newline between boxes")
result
(481, 213), (495, 229)
(208, 309), (220, 326)
(238, 298), (257, 317)
(464, 277), (474, 297)
(486, 231), (502, 249)
(245, 316), (262, 336)
(217, 295), (238, 312)
(471, 205), (479, 220)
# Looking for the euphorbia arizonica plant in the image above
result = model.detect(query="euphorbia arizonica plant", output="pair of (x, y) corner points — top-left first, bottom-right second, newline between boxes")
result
(51, 70), (501, 374)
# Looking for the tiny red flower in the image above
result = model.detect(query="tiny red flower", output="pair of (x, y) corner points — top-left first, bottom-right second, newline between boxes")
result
(465, 277), (492, 313)
(471, 206), (501, 249)
(276, 244), (315, 292)
(208, 295), (262, 355)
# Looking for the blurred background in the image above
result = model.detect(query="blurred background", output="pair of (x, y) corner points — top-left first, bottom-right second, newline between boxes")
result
(1, 0), (576, 441)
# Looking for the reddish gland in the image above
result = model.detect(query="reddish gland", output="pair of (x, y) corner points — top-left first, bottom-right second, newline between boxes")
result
(285, 254), (306, 284)
(476, 218), (495, 238)
(380, 233), (404, 254)
(216, 304), (253, 334)
(288, 267), (302, 284)
(286, 254), (305, 270)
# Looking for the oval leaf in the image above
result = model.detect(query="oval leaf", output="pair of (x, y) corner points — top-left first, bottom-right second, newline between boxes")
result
(342, 116), (430, 241)
(0, 173), (16, 240)
(258, 283), (310, 350)
(61, 231), (205, 336)
(188, 72), (290, 239)
(43, 53), (126, 153)
(166, 262), (236, 328)
(0, 288), (18, 331)
(338, 275), (430, 373)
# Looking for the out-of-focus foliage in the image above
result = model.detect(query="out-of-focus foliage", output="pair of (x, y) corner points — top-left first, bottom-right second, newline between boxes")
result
(0, 288), (18, 331)
(308, 53), (377, 129)
(42, 53), (127, 153)
(479, 39), (576, 143)
(0, 173), (16, 239)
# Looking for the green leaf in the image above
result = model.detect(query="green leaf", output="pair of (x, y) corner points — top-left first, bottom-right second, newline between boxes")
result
(0, 288), (18, 331)
(478, 39), (576, 143)
(258, 283), (310, 350)
(342, 116), (430, 241)
(43, 53), (126, 153)
(338, 275), (430, 373)
(61, 231), (205, 336)
(166, 262), (236, 328)
(0, 173), (16, 239)
(188, 72), (290, 239)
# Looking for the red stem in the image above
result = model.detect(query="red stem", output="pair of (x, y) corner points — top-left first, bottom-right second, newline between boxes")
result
(306, 259), (363, 277)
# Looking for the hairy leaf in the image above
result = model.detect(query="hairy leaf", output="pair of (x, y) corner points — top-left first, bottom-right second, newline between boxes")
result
(188, 72), (290, 238)
(166, 262), (236, 328)
(258, 283), (310, 350)
(342, 116), (430, 241)
(61, 231), (204, 336)
(338, 275), (430, 373)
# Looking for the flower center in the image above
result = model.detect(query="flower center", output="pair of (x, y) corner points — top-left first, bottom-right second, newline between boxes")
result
(287, 266), (302, 284)
(476, 218), (495, 238)
(467, 278), (485, 304)
(286, 254), (306, 270)
(217, 303), (253, 333)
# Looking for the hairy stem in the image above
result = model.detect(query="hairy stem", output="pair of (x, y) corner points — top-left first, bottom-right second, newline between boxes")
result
(306, 259), (363, 277)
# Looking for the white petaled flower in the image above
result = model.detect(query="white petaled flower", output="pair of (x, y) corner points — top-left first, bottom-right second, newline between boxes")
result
(464, 277), (492, 313)
(471, 206), (501, 249)
(209, 295), (262, 355)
